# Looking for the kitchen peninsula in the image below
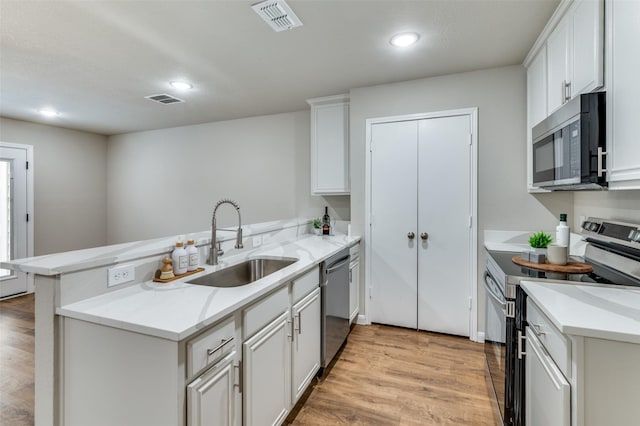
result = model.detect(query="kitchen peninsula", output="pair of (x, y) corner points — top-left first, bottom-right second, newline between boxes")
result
(2, 218), (360, 426)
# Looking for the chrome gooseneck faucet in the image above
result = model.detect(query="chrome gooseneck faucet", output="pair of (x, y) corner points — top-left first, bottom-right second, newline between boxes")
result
(208, 199), (243, 266)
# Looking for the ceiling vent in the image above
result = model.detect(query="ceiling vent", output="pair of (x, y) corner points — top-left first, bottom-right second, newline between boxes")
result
(144, 94), (185, 105)
(251, 0), (303, 32)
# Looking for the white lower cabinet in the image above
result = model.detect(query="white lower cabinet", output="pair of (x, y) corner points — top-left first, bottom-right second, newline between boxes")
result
(187, 351), (241, 426)
(243, 311), (292, 426)
(291, 288), (321, 402)
(525, 327), (570, 426)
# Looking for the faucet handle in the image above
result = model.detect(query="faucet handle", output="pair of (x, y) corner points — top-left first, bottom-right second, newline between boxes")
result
(217, 241), (224, 256)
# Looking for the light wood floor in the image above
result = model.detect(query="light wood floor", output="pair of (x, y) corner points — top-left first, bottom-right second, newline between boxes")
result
(287, 324), (500, 425)
(0, 293), (34, 426)
(0, 295), (499, 426)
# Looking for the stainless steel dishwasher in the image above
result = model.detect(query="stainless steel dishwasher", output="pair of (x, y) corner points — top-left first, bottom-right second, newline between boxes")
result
(320, 248), (350, 372)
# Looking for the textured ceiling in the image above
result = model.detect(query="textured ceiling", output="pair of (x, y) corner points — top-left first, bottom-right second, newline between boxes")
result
(0, 0), (559, 136)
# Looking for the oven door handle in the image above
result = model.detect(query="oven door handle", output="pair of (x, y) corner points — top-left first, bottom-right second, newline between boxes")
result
(483, 272), (506, 310)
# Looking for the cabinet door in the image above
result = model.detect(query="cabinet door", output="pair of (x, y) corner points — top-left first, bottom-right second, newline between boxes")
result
(547, 18), (572, 114)
(349, 260), (360, 324)
(310, 99), (350, 195)
(417, 116), (471, 337)
(370, 120), (419, 328)
(571, 0), (603, 96)
(527, 47), (547, 130)
(606, 0), (640, 187)
(291, 288), (321, 402)
(525, 327), (570, 426)
(187, 352), (240, 426)
(243, 311), (291, 426)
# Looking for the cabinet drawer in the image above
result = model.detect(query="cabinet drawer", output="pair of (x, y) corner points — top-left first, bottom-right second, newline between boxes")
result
(244, 286), (289, 338)
(527, 298), (571, 378)
(187, 316), (236, 378)
(292, 267), (320, 304)
(349, 243), (360, 261)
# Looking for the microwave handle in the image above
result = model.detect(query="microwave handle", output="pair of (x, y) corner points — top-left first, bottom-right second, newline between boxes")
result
(598, 146), (608, 178)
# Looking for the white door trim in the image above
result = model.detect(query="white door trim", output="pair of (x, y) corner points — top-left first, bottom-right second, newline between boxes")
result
(364, 108), (479, 342)
(0, 142), (34, 297)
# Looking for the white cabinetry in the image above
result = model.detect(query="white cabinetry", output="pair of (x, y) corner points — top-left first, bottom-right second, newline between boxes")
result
(525, 0), (603, 191)
(243, 311), (291, 426)
(242, 267), (321, 426)
(291, 287), (321, 402)
(187, 352), (240, 426)
(546, 0), (603, 114)
(546, 17), (572, 113)
(306, 94), (350, 195)
(525, 301), (570, 426)
(605, 0), (640, 188)
(348, 244), (360, 324)
(187, 316), (240, 426)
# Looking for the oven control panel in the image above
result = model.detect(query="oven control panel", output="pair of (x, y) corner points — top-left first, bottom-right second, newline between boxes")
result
(581, 217), (640, 247)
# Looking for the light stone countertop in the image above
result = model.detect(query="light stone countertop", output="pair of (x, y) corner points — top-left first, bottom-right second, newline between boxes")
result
(56, 234), (360, 341)
(1, 218), (312, 276)
(521, 281), (640, 344)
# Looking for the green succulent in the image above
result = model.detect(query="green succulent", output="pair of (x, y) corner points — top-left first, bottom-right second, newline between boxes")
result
(529, 231), (553, 249)
(312, 218), (322, 229)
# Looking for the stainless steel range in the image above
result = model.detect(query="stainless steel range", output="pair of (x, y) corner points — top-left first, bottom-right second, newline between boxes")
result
(484, 217), (640, 426)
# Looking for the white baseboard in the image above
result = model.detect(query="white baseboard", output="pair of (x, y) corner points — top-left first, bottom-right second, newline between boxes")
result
(356, 314), (369, 325)
(476, 331), (485, 343)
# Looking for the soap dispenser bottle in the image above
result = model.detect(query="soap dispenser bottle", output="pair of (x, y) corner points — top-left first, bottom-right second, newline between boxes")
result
(172, 242), (188, 275)
(186, 239), (199, 271)
(556, 213), (570, 246)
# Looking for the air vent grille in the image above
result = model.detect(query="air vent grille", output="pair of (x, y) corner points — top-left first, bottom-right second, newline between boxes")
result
(251, 0), (303, 32)
(145, 94), (185, 105)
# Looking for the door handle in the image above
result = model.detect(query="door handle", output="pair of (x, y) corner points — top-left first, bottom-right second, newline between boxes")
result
(421, 232), (428, 241)
(407, 232), (415, 240)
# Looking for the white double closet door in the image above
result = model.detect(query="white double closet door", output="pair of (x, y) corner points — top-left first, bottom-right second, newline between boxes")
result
(370, 114), (472, 336)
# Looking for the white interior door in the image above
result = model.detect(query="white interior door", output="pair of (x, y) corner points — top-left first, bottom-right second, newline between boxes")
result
(417, 116), (471, 336)
(0, 144), (31, 298)
(370, 120), (418, 329)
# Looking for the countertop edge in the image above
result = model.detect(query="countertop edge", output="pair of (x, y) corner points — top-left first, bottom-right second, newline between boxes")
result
(56, 235), (361, 341)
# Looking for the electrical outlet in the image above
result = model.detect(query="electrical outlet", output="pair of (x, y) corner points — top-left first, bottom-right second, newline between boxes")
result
(108, 264), (135, 287)
(253, 235), (263, 247)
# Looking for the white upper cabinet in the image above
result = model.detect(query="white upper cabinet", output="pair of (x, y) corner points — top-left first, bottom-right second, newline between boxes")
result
(546, 0), (603, 114)
(606, 0), (640, 188)
(546, 18), (572, 113)
(571, 0), (604, 96)
(307, 94), (350, 195)
(527, 47), (548, 130)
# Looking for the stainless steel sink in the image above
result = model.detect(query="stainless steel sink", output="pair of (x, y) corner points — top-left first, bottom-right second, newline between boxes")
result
(186, 257), (298, 288)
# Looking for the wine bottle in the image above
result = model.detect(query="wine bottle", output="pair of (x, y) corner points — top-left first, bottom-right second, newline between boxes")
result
(322, 206), (331, 235)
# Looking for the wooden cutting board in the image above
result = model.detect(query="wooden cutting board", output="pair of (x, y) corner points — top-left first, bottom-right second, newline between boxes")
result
(512, 256), (593, 273)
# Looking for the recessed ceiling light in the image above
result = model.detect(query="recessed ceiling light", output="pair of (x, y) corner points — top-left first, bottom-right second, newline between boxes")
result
(169, 81), (193, 90)
(390, 32), (420, 47)
(38, 108), (59, 117)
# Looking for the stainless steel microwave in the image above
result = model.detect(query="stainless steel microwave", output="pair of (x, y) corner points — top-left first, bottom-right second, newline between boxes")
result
(532, 92), (607, 190)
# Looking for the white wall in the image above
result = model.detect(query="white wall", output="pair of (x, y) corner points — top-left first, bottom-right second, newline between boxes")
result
(0, 117), (108, 255)
(348, 65), (574, 331)
(573, 191), (640, 226)
(107, 111), (348, 244)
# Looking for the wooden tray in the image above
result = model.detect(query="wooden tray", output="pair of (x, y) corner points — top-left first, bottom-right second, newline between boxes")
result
(512, 256), (593, 273)
(153, 267), (205, 283)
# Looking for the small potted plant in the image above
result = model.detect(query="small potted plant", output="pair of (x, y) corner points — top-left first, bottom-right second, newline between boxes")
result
(528, 231), (553, 263)
(312, 218), (322, 235)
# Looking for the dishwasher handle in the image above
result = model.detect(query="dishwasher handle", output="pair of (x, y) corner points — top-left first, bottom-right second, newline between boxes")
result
(325, 256), (350, 274)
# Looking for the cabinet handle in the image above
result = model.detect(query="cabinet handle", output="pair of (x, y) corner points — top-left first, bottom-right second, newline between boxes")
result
(561, 80), (566, 104)
(407, 232), (415, 240)
(207, 337), (234, 356)
(564, 80), (572, 102)
(597, 146), (608, 177)
(421, 232), (428, 241)
(517, 330), (527, 359)
(531, 323), (546, 336)
(287, 318), (293, 340)
(297, 313), (302, 334)
(234, 361), (242, 393)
